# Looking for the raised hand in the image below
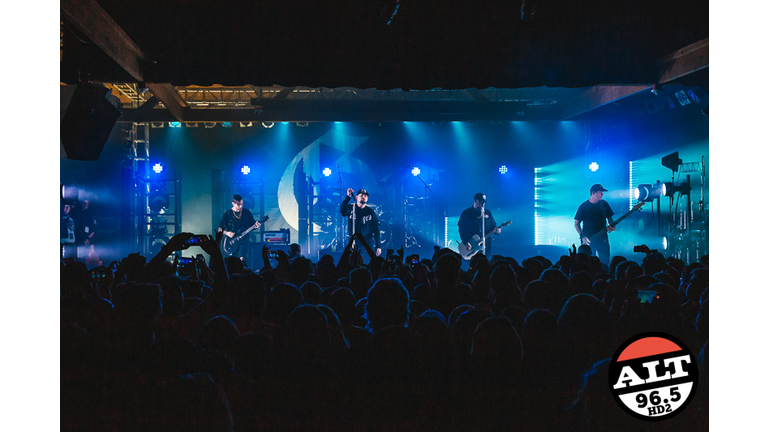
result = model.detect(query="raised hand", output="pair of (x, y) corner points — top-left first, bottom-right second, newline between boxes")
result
(165, 232), (195, 252)
(198, 234), (221, 257)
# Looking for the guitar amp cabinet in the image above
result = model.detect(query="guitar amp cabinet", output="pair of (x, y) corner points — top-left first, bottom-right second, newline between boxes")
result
(262, 229), (290, 245)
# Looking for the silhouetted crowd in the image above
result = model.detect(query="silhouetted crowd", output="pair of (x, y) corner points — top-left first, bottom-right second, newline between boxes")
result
(61, 233), (708, 431)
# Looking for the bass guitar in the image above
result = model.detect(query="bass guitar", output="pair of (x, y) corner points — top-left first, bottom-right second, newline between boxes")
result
(221, 216), (269, 256)
(581, 202), (644, 245)
(458, 220), (512, 260)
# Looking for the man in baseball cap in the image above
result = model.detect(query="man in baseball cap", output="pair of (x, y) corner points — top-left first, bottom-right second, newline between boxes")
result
(575, 184), (615, 263)
(341, 187), (380, 257)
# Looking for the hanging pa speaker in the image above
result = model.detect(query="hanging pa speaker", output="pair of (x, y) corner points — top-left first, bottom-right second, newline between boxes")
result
(60, 83), (121, 161)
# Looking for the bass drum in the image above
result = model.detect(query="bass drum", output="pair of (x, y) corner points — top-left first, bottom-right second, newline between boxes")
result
(378, 221), (392, 249)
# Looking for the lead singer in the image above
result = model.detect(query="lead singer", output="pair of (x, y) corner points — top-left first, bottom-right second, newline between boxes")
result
(340, 188), (381, 257)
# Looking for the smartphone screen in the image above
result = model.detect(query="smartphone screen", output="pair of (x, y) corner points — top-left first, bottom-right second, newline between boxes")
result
(637, 289), (656, 304)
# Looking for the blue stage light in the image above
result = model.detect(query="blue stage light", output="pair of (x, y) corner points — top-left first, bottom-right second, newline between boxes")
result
(169, 122), (181, 128)
(241, 165), (251, 175)
(152, 163), (164, 174)
(499, 165), (508, 174)
(589, 162), (599, 172)
(411, 167), (421, 176)
(222, 122), (232, 128)
(323, 167), (332, 177)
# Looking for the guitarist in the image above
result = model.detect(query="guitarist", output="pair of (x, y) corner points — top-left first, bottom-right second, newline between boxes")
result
(574, 184), (616, 263)
(458, 193), (501, 257)
(217, 194), (260, 260)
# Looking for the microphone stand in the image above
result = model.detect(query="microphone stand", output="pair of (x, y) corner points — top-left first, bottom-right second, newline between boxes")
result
(481, 203), (486, 256)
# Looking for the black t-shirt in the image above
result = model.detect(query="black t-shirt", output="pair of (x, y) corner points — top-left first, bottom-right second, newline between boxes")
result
(574, 200), (614, 237)
(340, 196), (380, 247)
(219, 209), (256, 237)
(458, 206), (497, 244)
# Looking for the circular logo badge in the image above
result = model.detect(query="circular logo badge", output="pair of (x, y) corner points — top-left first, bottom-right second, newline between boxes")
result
(609, 332), (698, 421)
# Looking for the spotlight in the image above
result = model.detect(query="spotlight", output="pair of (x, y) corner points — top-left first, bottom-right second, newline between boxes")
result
(241, 165), (251, 175)
(661, 181), (691, 196)
(204, 122), (216, 128)
(239, 122), (253, 128)
(589, 162), (599, 172)
(151, 122), (164, 128)
(296, 122), (309, 127)
(262, 121), (274, 128)
(322, 167), (332, 177)
(499, 165), (508, 174)
(411, 167), (421, 176)
(169, 121), (181, 128)
(185, 122), (198, 128)
(152, 163), (164, 174)
(634, 182), (662, 202)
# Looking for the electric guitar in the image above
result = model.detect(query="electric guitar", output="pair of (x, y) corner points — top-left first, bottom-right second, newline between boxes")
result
(581, 202), (644, 245)
(458, 220), (512, 260)
(221, 216), (269, 256)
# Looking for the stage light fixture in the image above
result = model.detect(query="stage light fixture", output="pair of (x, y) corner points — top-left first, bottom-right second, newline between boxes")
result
(241, 165), (251, 175)
(151, 122), (164, 128)
(152, 163), (164, 174)
(634, 182), (662, 202)
(499, 165), (508, 174)
(239, 122), (253, 127)
(222, 122), (232, 128)
(262, 121), (274, 128)
(589, 162), (599, 172)
(169, 122), (181, 128)
(185, 122), (198, 128)
(204, 122), (216, 128)
(296, 122), (309, 127)
(322, 167), (332, 177)
(661, 181), (691, 196)
(411, 167), (421, 176)
(675, 91), (691, 106)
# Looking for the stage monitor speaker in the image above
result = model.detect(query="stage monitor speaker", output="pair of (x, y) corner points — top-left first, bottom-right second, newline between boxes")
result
(60, 83), (121, 161)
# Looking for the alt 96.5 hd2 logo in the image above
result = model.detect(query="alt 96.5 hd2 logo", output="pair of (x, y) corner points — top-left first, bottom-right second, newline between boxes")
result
(609, 332), (698, 421)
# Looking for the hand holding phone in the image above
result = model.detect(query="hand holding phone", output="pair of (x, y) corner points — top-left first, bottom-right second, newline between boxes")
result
(185, 234), (207, 245)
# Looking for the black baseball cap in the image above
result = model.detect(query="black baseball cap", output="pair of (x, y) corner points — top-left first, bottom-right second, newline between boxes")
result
(356, 189), (369, 196)
(474, 193), (486, 202)
(590, 184), (608, 193)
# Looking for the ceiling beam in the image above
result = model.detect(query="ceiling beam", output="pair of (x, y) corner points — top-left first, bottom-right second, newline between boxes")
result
(146, 83), (188, 122)
(560, 85), (651, 120)
(658, 38), (709, 84)
(560, 38), (709, 120)
(60, 0), (145, 81)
